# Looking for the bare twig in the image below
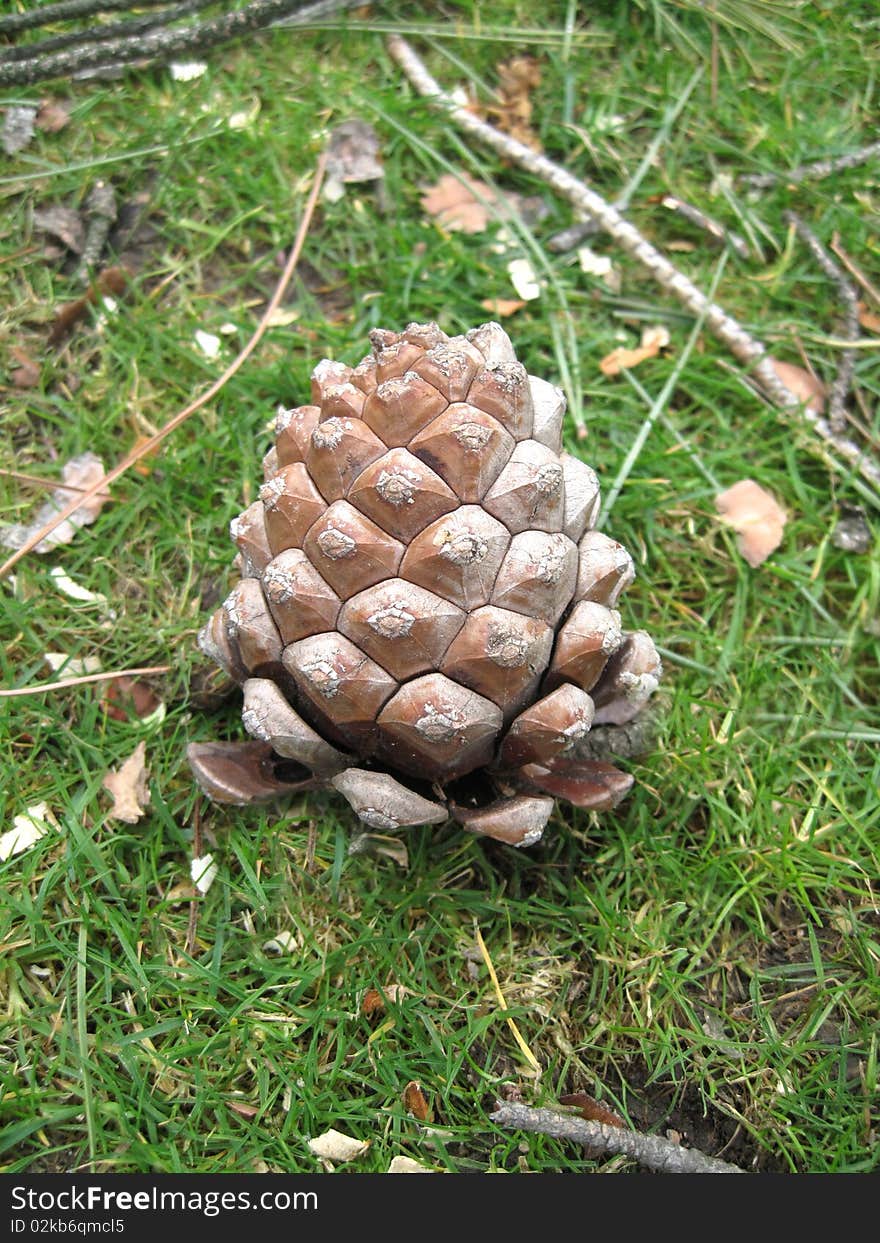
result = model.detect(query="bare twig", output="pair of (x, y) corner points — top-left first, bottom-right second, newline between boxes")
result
(0, 0), (338, 86)
(0, 148), (328, 580)
(387, 35), (880, 499)
(737, 141), (880, 191)
(0, 664), (171, 698)
(660, 195), (750, 260)
(490, 1101), (745, 1174)
(784, 211), (860, 434)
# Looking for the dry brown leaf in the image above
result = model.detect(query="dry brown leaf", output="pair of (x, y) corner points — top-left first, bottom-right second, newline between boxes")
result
(559, 1091), (626, 1129)
(227, 1100), (259, 1120)
(715, 479), (787, 568)
(9, 346), (40, 389)
(768, 358), (825, 413)
(0, 451), (108, 553)
(35, 98), (71, 134)
(481, 298), (526, 318)
(102, 741), (151, 824)
(857, 302), (880, 334)
(420, 173), (499, 234)
(403, 1080), (433, 1123)
(483, 55), (542, 151)
(361, 983), (410, 1017)
(100, 676), (162, 723)
(600, 325), (671, 376)
(49, 266), (128, 346)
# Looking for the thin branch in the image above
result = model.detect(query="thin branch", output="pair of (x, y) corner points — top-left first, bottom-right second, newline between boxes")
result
(0, 664), (172, 698)
(784, 211), (860, 434)
(830, 233), (880, 309)
(490, 1101), (745, 1174)
(0, 0), (330, 87)
(0, 0), (216, 65)
(660, 195), (750, 260)
(0, 0), (171, 36)
(386, 36), (795, 407)
(737, 141), (880, 191)
(0, 147), (327, 580)
(0, 467), (112, 497)
(387, 35), (880, 499)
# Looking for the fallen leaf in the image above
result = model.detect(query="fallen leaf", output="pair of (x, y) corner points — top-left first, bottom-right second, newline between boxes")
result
(482, 55), (542, 151)
(326, 118), (384, 193)
(577, 246), (620, 291)
(103, 741), (151, 824)
(35, 98), (71, 133)
(481, 298), (526, 317)
(9, 346), (40, 389)
(600, 325), (671, 376)
(33, 205), (85, 254)
(194, 329), (221, 358)
(262, 929), (300, 956)
(386, 1156), (436, 1173)
(49, 266), (128, 345)
(507, 256), (541, 300)
(2, 105), (36, 155)
(44, 652), (102, 677)
(190, 853), (217, 894)
(307, 1129), (369, 1163)
(768, 358), (825, 412)
(857, 302), (880, 334)
(420, 173), (499, 234)
(0, 452), (109, 554)
(0, 803), (60, 862)
(227, 1100), (259, 1119)
(715, 478), (787, 568)
(559, 1091), (626, 1128)
(347, 832), (408, 868)
(100, 676), (162, 723)
(48, 566), (109, 606)
(403, 1081), (433, 1123)
(361, 983), (410, 1017)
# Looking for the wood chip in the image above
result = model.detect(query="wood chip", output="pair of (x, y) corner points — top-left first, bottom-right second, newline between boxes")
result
(307, 1129), (370, 1163)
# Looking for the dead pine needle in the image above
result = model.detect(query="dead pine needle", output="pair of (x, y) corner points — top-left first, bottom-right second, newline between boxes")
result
(0, 664), (171, 698)
(0, 148), (328, 581)
(490, 1101), (745, 1174)
(474, 922), (541, 1075)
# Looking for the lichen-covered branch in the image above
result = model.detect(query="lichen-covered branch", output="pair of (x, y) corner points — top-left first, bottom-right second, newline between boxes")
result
(490, 1101), (745, 1174)
(0, 0), (339, 86)
(0, 0), (215, 64)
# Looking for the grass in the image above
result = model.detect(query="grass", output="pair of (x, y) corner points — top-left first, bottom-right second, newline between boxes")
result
(1, 0), (878, 1175)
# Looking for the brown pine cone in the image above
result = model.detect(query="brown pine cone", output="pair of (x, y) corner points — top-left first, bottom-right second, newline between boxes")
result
(188, 322), (661, 848)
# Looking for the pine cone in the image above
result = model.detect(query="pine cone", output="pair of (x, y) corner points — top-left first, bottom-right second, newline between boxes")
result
(188, 322), (661, 848)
